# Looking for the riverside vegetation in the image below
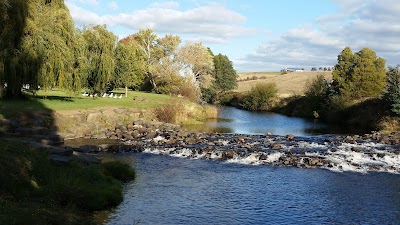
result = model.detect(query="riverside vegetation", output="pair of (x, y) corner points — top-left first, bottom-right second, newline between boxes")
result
(217, 47), (400, 133)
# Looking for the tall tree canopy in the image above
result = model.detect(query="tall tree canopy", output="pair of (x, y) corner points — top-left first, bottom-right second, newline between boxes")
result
(82, 25), (117, 94)
(0, 0), (85, 98)
(212, 53), (238, 93)
(177, 42), (214, 87)
(122, 29), (181, 91)
(0, 0), (29, 98)
(115, 40), (146, 97)
(333, 47), (386, 99)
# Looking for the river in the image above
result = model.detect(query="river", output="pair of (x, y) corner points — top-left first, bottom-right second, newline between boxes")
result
(183, 107), (349, 136)
(105, 107), (400, 224)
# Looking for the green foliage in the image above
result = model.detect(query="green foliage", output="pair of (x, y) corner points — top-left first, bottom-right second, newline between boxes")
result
(101, 161), (136, 183)
(212, 54), (238, 93)
(385, 66), (400, 116)
(0, 139), (135, 225)
(241, 83), (278, 111)
(115, 41), (146, 96)
(201, 86), (217, 103)
(333, 47), (386, 99)
(0, 0), (87, 98)
(82, 25), (117, 95)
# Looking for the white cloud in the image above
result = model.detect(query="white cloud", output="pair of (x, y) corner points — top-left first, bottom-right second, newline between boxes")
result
(238, 0), (400, 71)
(66, 2), (259, 44)
(108, 1), (118, 11)
(150, 1), (180, 10)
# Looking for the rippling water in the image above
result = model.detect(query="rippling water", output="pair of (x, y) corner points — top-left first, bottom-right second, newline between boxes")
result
(107, 153), (400, 225)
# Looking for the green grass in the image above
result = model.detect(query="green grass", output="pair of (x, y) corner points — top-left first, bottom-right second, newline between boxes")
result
(0, 89), (173, 117)
(0, 139), (135, 225)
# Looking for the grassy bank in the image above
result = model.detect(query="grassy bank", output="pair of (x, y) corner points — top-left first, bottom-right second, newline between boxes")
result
(0, 89), (172, 117)
(0, 139), (135, 225)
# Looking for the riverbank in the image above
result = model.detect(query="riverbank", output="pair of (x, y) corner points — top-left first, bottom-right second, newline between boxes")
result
(0, 139), (135, 225)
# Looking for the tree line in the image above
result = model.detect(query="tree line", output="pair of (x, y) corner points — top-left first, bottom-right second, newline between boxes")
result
(0, 0), (237, 101)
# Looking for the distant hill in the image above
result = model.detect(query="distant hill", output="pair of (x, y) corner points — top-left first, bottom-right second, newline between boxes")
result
(236, 71), (333, 97)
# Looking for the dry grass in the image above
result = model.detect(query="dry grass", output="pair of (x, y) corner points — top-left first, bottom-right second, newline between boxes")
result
(236, 71), (332, 97)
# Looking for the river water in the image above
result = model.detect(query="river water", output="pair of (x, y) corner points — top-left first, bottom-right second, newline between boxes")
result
(106, 107), (400, 224)
(183, 107), (348, 136)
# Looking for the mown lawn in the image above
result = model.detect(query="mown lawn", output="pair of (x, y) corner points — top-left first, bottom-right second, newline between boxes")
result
(0, 89), (174, 117)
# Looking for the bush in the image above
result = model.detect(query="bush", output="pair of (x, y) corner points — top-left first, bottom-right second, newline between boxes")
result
(153, 100), (185, 124)
(201, 86), (217, 103)
(177, 80), (201, 102)
(101, 161), (136, 183)
(241, 83), (278, 111)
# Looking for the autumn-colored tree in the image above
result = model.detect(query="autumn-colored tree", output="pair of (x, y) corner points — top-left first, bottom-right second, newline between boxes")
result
(177, 42), (214, 87)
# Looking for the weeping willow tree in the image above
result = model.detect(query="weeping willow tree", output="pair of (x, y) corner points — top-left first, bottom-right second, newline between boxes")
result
(25, 0), (86, 93)
(0, 0), (29, 98)
(0, 0), (86, 98)
(82, 25), (117, 95)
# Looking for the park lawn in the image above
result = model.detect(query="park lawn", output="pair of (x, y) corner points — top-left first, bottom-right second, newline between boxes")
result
(0, 89), (174, 117)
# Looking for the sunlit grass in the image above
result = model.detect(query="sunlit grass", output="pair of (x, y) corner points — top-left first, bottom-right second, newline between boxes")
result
(0, 89), (174, 117)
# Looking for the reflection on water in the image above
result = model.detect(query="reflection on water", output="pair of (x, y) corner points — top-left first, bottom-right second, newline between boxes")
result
(184, 107), (327, 136)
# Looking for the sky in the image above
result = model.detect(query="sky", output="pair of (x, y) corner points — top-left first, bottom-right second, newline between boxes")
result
(65, 0), (400, 72)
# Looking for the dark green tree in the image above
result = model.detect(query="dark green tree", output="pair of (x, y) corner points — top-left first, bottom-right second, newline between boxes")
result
(385, 66), (400, 116)
(82, 25), (117, 95)
(0, 0), (29, 98)
(0, 0), (86, 98)
(212, 54), (238, 93)
(333, 47), (386, 99)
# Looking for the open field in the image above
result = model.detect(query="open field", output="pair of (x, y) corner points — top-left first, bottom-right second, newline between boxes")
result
(0, 89), (173, 117)
(236, 71), (333, 97)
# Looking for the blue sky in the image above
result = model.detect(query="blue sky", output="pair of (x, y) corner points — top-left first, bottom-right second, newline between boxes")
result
(66, 0), (400, 72)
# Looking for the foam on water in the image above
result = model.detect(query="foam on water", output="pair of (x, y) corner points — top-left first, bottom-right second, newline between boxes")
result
(140, 138), (400, 174)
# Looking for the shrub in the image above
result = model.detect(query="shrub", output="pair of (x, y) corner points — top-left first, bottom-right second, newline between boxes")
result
(241, 83), (278, 111)
(201, 86), (217, 103)
(177, 80), (201, 102)
(153, 100), (185, 124)
(101, 161), (136, 183)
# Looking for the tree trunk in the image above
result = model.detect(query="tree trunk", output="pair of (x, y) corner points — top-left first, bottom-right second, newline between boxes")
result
(125, 86), (128, 97)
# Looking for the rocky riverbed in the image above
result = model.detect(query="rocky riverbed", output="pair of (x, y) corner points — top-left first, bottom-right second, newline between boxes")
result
(67, 119), (400, 174)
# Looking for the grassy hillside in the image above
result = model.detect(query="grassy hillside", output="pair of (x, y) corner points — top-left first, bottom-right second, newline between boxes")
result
(236, 71), (332, 97)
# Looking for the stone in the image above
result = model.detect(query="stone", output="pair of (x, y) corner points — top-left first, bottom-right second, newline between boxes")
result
(286, 134), (295, 141)
(272, 144), (283, 150)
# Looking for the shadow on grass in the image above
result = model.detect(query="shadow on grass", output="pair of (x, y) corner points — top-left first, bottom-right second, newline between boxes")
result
(31, 94), (74, 102)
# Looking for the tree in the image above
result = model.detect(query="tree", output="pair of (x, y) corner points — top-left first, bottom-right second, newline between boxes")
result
(0, 0), (86, 98)
(332, 47), (386, 99)
(385, 66), (400, 116)
(115, 40), (146, 97)
(311, 67), (317, 71)
(212, 54), (238, 93)
(82, 25), (117, 95)
(177, 42), (214, 87)
(125, 29), (181, 91)
(0, 0), (29, 98)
